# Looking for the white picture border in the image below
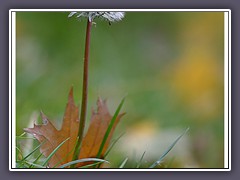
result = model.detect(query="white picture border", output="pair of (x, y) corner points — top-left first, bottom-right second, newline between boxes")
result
(9, 9), (231, 171)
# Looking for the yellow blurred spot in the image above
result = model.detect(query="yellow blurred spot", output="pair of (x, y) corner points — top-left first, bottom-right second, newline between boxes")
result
(169, 12), (224, 120)
(127, 121), (158, 137)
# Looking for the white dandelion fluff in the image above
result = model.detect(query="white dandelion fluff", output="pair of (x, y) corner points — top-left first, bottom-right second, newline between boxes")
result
(68, 12), (125, 22)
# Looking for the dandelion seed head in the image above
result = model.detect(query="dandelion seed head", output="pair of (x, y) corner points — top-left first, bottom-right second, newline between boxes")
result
(68, 11), (125, 22)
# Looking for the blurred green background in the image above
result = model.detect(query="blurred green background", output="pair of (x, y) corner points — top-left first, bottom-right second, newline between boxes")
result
(16, 11), (224, 168)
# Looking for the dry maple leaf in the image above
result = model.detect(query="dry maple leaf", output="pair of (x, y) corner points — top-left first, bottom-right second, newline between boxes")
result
(78, 98), (125, 167)
(24, 87), (124, 168)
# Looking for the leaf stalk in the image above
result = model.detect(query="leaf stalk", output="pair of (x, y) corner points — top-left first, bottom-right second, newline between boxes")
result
(71, 19), (92, 167)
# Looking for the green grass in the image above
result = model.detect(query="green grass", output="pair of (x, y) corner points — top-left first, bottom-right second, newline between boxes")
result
(42, 137), (70, 167)
(104, 132), (125, 158)
(16, 99), (189, 169)
(96, 97), (126, 158)
(149, 127), (189, 168)
(16, 127), (189, 168)
(17, 142), (43, 168)
(119, 157), (128, 168)
(136, 151), (146, 168)
(29, 153), (43, 168)
(59, 158), (109, 168)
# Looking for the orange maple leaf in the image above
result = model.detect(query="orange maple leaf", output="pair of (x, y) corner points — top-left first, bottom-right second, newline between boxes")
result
(24, 87), (124, 168)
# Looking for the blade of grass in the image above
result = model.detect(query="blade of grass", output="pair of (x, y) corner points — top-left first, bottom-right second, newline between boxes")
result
(29, 153), (43, 168)
(16, 162), (28, 168)
(16, 136), (36, 140)
(53, 138), (79, 168)
(24, 161), (45, 168)
(79, 161), (106, 168)
(17, 132), (26, 137)
(42, 137), (70, 167)
(96, 97), (125, 158)
(59, 158), (109, 168)
(16, 146), (23, 160)
(149, 127), (189, 168)
(17, 142), (44, 168)
(16, 132), (36, 140)
(136, 151), (146, 168)
(104, 132), (125, 158)
(20, 142), (42, 161)
(119, 157), (128, 168)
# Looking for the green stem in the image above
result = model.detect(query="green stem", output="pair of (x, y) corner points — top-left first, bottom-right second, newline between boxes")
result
(71, 19), (92, 168)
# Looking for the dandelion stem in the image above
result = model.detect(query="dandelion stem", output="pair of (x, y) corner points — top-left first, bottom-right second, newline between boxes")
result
(71, 19), (92, 167)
